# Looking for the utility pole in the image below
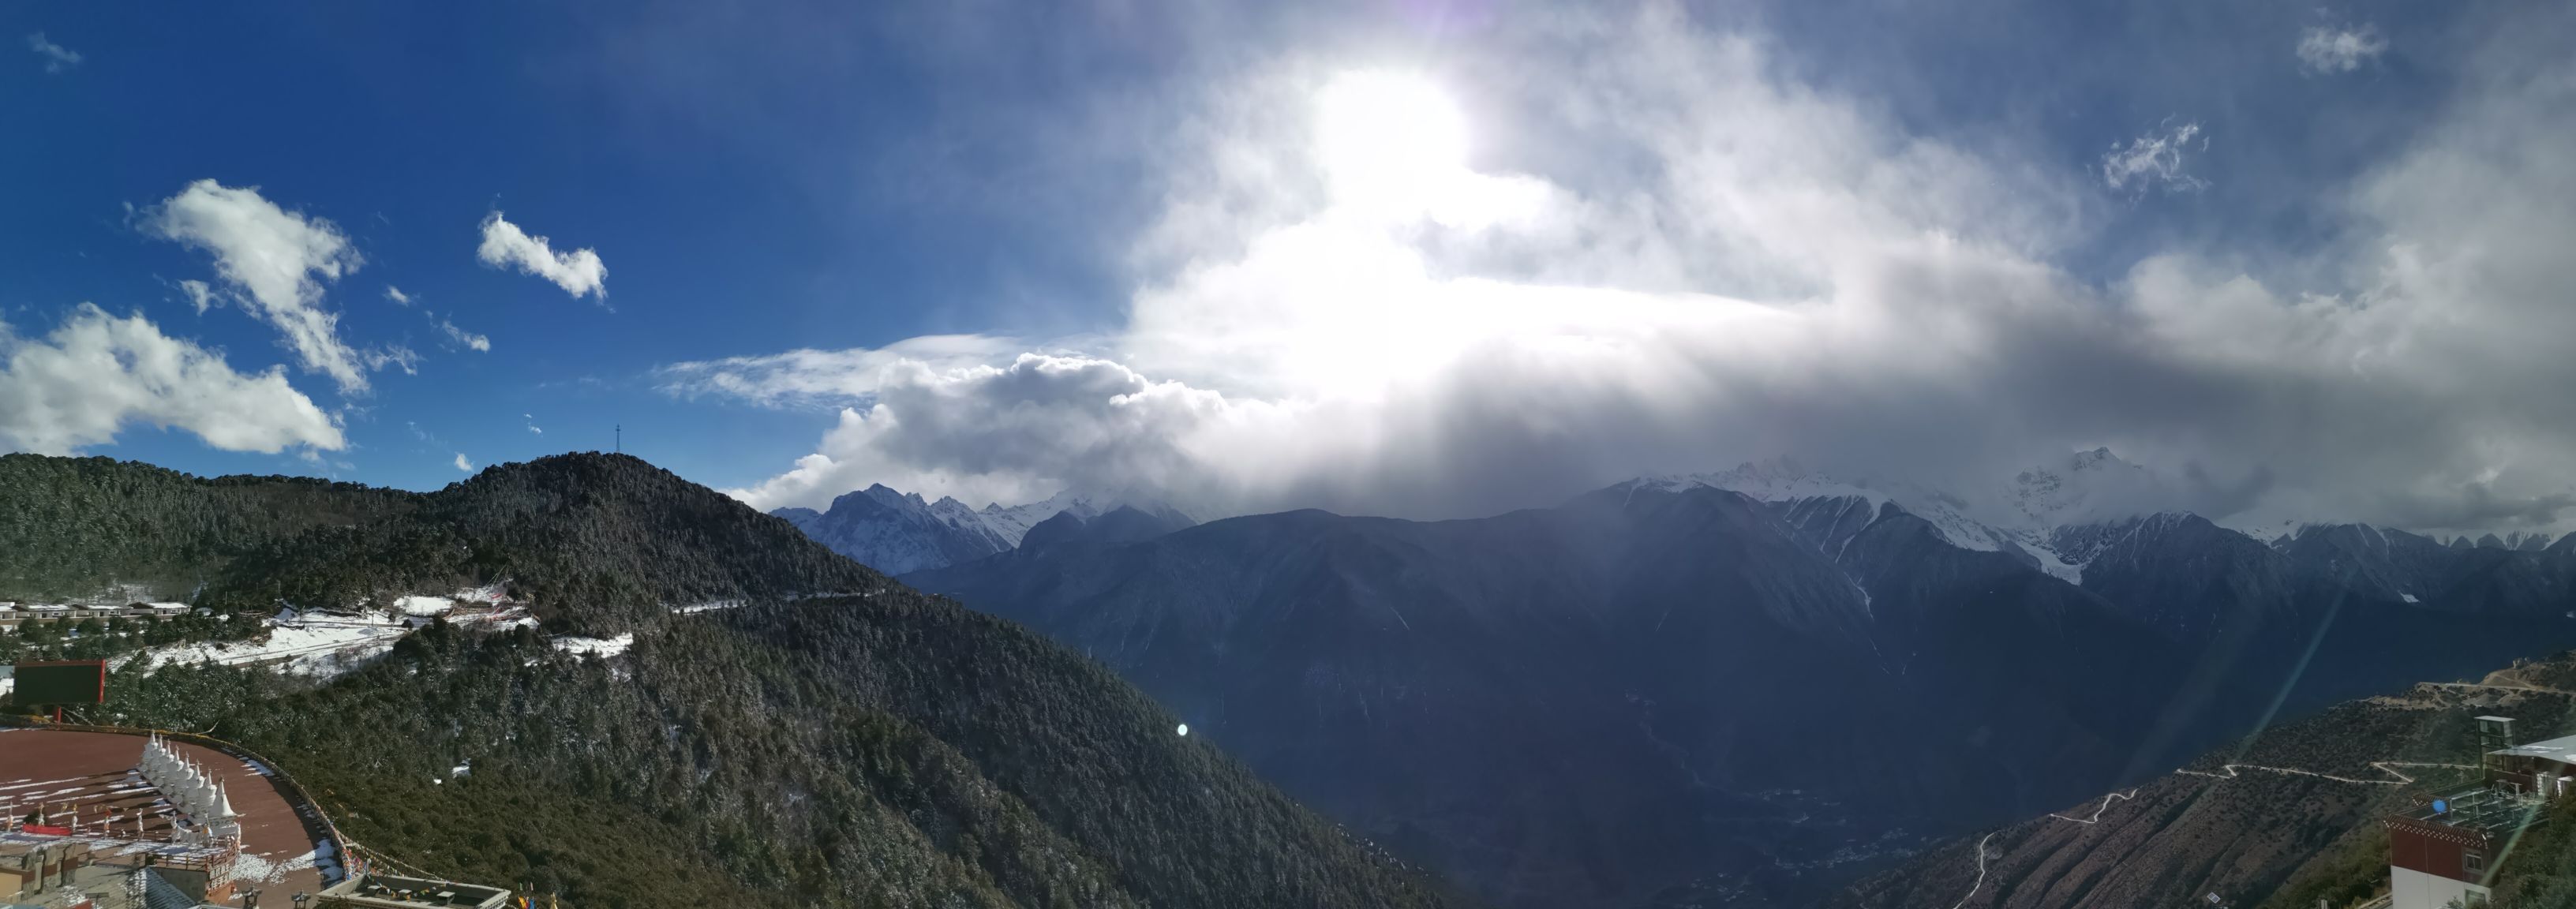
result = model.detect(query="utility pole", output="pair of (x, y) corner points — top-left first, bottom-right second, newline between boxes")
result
(615, 424), (621, 454)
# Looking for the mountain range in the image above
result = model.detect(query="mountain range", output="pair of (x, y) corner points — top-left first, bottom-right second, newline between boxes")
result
(773, 484), (1195, 574)
(874, 451), (2576, 909)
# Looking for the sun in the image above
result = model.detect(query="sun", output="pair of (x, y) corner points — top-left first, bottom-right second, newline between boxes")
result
(1314, 70), (1473, 215)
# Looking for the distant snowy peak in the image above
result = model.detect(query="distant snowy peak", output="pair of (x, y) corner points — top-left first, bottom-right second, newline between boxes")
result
(770, 484), (1009, 575)
(2275, 522), (2555, 555)
(1669, 449), (2569, 592)
(777, 483), (1196, 574)
(1653, 452), (2211, 585)
(1663, 458), (2018, 556)
(1684, 457), (1890, 505)
(2496, 531), (2556, 552)
(2002, 447), (2188, 529)
(978, 490), (1110, 547)
(975, 488), (1196, 547)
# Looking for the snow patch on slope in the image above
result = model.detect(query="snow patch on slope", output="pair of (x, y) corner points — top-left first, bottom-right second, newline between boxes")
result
(393, 596), (455, 616)
(128, 619), (410, 679)
(552, 632), (634, 659)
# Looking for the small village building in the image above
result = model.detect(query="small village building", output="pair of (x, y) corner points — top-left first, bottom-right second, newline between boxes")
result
(2385, 716), (2565, 909)
(317, 873), (514, 908)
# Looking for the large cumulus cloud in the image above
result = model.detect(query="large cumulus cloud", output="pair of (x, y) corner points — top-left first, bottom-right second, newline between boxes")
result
(677, 2), (2576, 533)
(0, 305), (344, 454)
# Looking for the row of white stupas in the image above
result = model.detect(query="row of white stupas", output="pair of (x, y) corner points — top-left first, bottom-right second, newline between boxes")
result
(137, 733), (241, 844)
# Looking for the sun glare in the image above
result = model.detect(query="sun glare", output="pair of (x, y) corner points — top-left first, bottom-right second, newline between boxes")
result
(1315, 71), (1474, 217)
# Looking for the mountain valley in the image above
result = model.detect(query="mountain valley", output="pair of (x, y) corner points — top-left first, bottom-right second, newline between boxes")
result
(895, 460), (2576, 908)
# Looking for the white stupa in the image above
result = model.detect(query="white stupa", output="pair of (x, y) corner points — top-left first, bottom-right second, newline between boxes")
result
(128, 735), (245, 844)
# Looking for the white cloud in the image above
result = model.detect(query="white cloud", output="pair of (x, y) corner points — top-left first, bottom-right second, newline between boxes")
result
(477, 212), (606, 299)
(2102, 121), (2209, 195)
(693, 2), (2576, 535)
(657, 334), (1027, 408)
(178, 279), (216, 315)
(25, 33), (79, 73)
(0, 305), (343, 454)
(436, 316), (490, 352)
(144, 180), (390, 394)
(2298, 24), (2387, 75)
(721, 354), (1238, 510)
(378, 286), (490, 352)
(454, 452), (474, 472)
(525, 413), (542, 435)
(362, 346), (420, 376)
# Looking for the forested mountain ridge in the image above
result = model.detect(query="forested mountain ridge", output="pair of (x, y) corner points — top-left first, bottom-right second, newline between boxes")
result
(0, 452), (882, 634)
(0, 453), (415, 600)
(2, 451), (1458, 909)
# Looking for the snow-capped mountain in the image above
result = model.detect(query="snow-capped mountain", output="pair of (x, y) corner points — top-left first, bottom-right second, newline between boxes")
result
(1657, 453), (2172, 582)
(1674, 457), (2023, 550)
(1660, 449), (2576, 615)
(2000, 447), (2192, 529)
(774, 484), (1194, 574)
(973, 488), (1193, 548)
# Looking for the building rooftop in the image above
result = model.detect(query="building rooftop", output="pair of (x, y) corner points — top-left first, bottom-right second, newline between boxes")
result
(2405, 785), (2547, 835)
(2491, 733), (2576, 762)
(320, 873), (511, 908)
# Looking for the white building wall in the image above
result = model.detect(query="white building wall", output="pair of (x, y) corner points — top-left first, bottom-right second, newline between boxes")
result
(2393, 865), (2490, 909)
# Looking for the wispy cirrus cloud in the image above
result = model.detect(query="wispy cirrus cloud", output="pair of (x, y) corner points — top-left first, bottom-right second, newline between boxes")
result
(2298, 24), (2387, 75)
(436, 316), (491, 353)
(2102, 120), (2210, 196)
(178, 279), (215, 314)
(25, 32), (80, 73)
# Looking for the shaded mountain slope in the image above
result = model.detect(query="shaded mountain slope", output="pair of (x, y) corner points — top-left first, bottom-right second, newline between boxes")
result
(909, 484), (2235, 908)
(910, 481), (2576, 909)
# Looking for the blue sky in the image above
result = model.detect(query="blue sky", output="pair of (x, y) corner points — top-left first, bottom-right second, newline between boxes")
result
(8, 1), (2576, 533)
(2, 1), (1178, 489)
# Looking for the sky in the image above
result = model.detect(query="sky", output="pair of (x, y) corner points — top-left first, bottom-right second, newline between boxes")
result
(6, 0), (2576, 535)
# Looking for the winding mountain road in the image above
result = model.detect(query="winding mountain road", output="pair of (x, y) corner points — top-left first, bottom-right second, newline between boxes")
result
(1947, 758), (2479, 907)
